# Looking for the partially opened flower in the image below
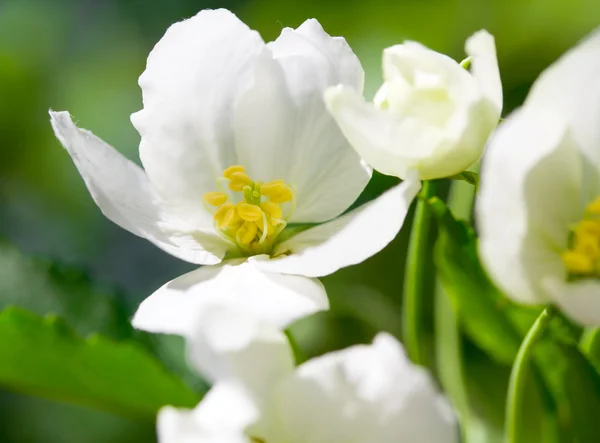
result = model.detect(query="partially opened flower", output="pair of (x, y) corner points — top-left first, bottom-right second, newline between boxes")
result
(158, 305), (458, 443)
(477, 28), (600, 326)
(50, 9), (420, 336)
(325, 31), (502, 180)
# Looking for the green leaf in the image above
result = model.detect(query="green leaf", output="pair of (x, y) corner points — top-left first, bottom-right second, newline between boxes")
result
(581, 327), (600, 373)
(431, 197), (600, 442)
(0, 307), (201, 416)
(0, 238), (132, 339)
(450, 171), (479, 188)
(430, 197), (541, 364)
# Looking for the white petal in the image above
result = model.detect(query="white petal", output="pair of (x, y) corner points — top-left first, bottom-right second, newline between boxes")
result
(233, 49), (295, 185)
(132, 260), (328, 336)
(465, 30), (503, 117)
(187, 305), (295, 422)
(49, 110), (226, 265)
(257, 175), (421, 278)
(325, 84), (492, 180)
(264, 333), (457, 443)
(158, 382), (255, 443)
(269, 18), (364, 95)
(264, 19), (371, 222)
(132, 9), (265, 226)
(544, 277), (600, 327)
(526, 28), (600, 165)
(477, 106), (583, 305)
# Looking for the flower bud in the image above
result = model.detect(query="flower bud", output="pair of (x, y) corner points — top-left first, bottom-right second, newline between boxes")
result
(325, 30), (502, 180)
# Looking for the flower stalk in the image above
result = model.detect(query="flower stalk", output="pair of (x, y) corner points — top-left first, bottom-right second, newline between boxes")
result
(505, 305), (556, 443)
(403, 179), (437, 366)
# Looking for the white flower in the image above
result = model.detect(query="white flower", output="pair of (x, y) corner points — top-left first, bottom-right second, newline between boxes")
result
(158, 305), (458, 443)
(49, 9), (420, 335)
(324, 31), (502, 180)
(477, 28), (600, 326)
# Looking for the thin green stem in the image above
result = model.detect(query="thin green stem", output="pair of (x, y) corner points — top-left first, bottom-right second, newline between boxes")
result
(402, 180), (436, 366)
(506, 305), (556, 443)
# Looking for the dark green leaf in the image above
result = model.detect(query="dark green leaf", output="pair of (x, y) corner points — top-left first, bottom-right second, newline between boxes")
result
(430, 197), (541, 364)
(0, 239), (132, 339)
(0, 307), (201, 416)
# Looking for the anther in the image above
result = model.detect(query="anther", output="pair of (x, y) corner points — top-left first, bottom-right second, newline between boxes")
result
(214, 203), (238, 229)
(203, 192), (228, 206)
(237, 202), (263, 222)
(223, 165), (245, 178)
(586, 197), (600, 215)
(261, 201), (283, 220)
(228, 172), (252, 191)
(562, 251), (594, 275)
(237, 221), (258, 245)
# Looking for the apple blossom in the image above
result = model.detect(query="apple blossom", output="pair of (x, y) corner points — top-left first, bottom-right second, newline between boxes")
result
(477, 28), (600, 326)
(324, 31), (502, 180)
(50, 9), (421, 336)
(157, 305), (458, 443)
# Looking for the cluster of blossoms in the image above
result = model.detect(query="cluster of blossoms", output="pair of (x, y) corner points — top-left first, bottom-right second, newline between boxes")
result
(50, 7), (600, 442)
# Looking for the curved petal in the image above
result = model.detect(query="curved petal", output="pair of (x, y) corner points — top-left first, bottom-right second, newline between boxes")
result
(477, 106), (583, 305)
(257, 175), (420, 278)
(131, 260), (328, 336)
(544, 277), (600, 327)
(158, 382), (255, 443)
(324, 84), (492, 180)
(264, 333), (457, 443)
(187, 305), (295, 420)
(261, 19), (371, 222)
(131, 9), (266, 226)
(50, 111), (227, 265)
(465, 30), (503, 117)
(526, 28), (600, 165)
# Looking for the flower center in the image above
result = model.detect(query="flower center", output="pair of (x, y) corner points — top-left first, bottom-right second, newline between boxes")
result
(561, 197), (600, 279)
(203, 165), (295, 256)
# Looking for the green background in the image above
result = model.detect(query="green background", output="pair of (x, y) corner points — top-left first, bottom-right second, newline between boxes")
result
(0, 0), (598, 441)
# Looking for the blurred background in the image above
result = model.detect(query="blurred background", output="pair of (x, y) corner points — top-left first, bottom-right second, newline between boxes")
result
(0, 0), (598, 441)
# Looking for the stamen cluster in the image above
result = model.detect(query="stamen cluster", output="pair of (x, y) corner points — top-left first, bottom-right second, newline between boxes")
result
(203, 165), (295, 256)
(561, 197), (600, 278)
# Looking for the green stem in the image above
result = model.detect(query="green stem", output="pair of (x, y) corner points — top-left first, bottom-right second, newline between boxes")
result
(402, 180), (436, 366)
(506, 306), (556, 443)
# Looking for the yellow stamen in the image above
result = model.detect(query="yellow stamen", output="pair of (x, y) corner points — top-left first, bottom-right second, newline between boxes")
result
(203, 165), (296, 256)
(261, 201), (283, 220)
(237, 202), (263, 222)
(586, 197), (600, 215)
(562, 251), (594, 275)
(214, 203), (238, 230)
(237, 221), (258, 246)
(223, 165), (246, 178)
(260, 180), (288, 196)
(270, 188), (293, 204)
(228, 172), (252, 191)
(203, 192), (228, 206)
(562, 198), (600, 278)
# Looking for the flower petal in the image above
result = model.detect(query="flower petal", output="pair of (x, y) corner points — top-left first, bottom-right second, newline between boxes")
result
(131, 260), (328, 336)
(158, 382), (255, 443)
(187, 304), (295, 424)
(131, 9), (265, 226)
(544, 277), (600, 327)
(526, 28), (600, 165)
(465, 30), (503, 117)
(262, 19), (371, 222)
(257, 174), (420, 278)
(264, 333), (457, 443)
(477, 106), (583, 305)
(50, 110), (227, 265)
(325, 83), (493, 180)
